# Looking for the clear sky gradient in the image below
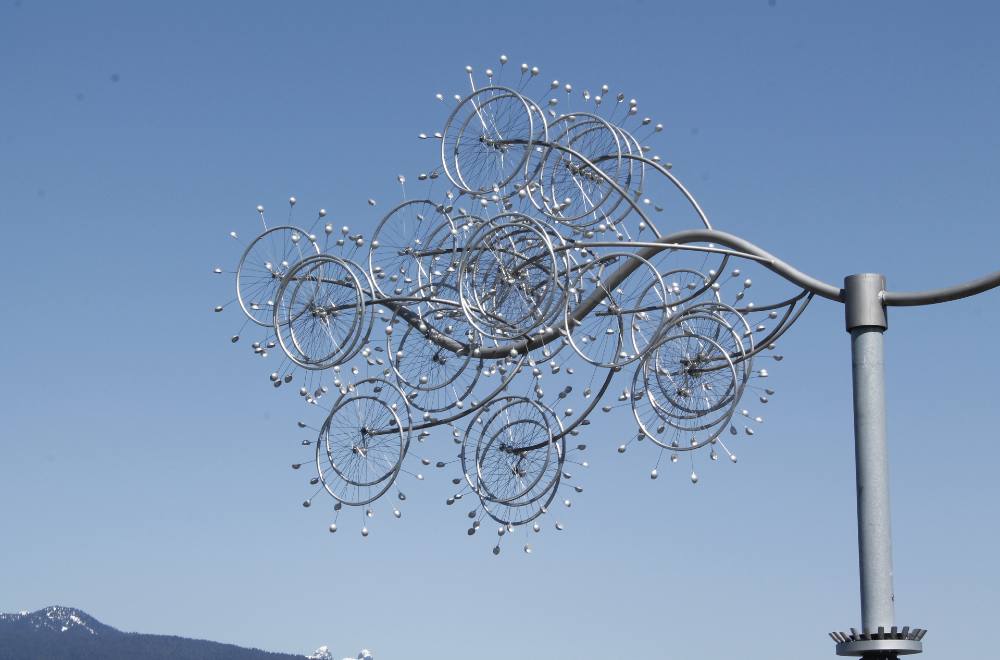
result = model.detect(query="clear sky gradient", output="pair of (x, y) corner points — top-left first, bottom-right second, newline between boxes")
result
(2, 1), (999, 658)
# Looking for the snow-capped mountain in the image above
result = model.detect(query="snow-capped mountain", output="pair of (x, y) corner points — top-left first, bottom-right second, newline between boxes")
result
(0, 606), (349, 660)
(306, 645), (374, 660)
(0, 605), (113, 636)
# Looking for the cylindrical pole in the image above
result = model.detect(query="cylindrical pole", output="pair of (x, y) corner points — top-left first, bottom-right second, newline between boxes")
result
(850, 327), (895, 629)
(844, 274), (895, 633)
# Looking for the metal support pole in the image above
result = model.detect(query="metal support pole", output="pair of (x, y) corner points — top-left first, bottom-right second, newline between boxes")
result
(831, 275), (922, 657)
(850, 327), (895, 630)
(847, 278), (895, 632)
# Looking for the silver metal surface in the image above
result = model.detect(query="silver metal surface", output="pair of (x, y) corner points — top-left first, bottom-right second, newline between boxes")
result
(830, 625), (927, 656)
(845, 274), (888, 331)
(212, 56), (1000, 658)
(836, 639), (923, 656)
(850, 323), (896, 632)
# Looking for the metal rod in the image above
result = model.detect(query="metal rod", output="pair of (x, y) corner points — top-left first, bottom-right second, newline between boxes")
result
(851, 327), (896, 631)
(882, 269), (1000, 306)
(845, 274), (896, 634)
(391, 229), (1000, 362)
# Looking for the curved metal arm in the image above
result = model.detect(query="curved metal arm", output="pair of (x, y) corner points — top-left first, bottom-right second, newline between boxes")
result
(649, 229), (844, 301)
(653, 230), (1000, 307)
(500, 138), (1000, 307)
(403, 227), (1000, 361)
(882, 270), (1000, 306)
(355, 228), (1000, 364)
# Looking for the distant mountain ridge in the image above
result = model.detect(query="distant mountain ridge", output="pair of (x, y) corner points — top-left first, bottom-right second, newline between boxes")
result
(0, 606), (114, 637)
(0, 606), (362, 660)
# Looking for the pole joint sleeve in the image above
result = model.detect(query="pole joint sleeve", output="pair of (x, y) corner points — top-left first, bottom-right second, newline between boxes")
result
(844, 274), (887, 332)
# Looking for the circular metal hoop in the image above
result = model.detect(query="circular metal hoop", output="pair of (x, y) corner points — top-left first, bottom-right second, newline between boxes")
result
(458, 213), (569, 340)
(273, 254), (366, 370)
(479, 434), (564, 527)
(387, 282), (483, 413)
(670, 305), (753, 388)
(236, 226), (320, 327)
(537, 113), (628, 226)
(566, 251), (669, 367)
(462, 397), (554, 505)
(316, 392), (406, 506)
(632, 330), (740, 450)
(441, 86), (545, 194)
(368, 199), (456, 298)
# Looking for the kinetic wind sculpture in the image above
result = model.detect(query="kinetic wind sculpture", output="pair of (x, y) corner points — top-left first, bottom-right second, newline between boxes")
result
(217, 58), (798, 544)
(215, 57), (1000, 658)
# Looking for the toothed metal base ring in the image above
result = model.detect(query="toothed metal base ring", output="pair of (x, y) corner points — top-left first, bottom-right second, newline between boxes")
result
(830, 627), (925, 656)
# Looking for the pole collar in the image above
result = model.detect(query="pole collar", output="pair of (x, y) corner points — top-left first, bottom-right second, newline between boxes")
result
(830, 626), (926, 656)
(844, 274), (888, 332)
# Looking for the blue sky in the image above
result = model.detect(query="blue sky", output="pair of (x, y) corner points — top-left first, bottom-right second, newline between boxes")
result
(2, 1), (999, 658)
